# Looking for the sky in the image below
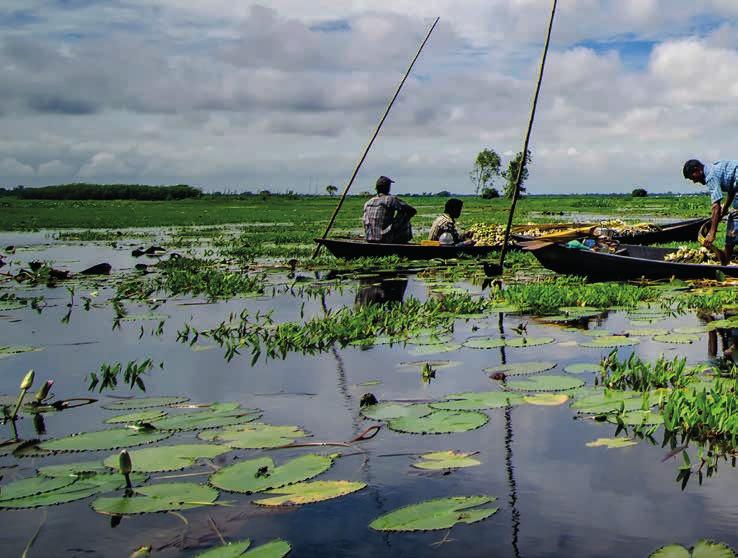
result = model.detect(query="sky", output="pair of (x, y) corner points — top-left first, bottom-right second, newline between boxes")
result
(2, 1), (738, 194)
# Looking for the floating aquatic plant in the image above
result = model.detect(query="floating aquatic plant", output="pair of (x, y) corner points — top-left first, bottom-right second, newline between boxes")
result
(388, 410), (489, 434)
(597, 351), (699, 391)
(411, 451), (481, 470)
(103, 444), (230, 473)
(253, 480), (366, 506)
(369, 496), (498, 531)
(199, 424), (308, 449)
(210, 454), (334, 494)
(92, 482), (219, 514)
(196, 539), (292, 558)
(505, 375), (584, 392)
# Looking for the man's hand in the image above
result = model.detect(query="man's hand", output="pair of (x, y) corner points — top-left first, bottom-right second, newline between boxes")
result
(704, 232), (716, 246)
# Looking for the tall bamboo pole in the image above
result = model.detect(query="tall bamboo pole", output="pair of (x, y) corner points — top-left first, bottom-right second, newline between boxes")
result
(312, 17), (440, 258)
(493, 0), (558, 274)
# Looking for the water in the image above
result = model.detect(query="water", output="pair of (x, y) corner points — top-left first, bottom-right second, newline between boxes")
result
(1, 235), (737, 557)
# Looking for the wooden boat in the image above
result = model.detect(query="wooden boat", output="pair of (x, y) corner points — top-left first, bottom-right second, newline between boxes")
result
(522, 241), (738, 281)
(314, 237), (498, 260)
(511, 217), (710, 245)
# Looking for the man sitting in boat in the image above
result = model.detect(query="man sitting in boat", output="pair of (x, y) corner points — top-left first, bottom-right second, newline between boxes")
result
(683, 159), (738, 260)
(362, 176), (417, 243)
(428, 198), (476, 246)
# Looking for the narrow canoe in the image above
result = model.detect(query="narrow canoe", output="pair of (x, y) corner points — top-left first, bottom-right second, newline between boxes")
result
(511, 217), (710, 245)
(522, 241), (738, 281)
(314, 238), (498, 260)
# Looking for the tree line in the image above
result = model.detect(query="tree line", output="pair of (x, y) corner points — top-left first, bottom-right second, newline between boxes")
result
(1, 183), (202, 200)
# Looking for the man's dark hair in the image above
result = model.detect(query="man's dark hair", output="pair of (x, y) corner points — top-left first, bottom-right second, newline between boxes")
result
(683, 159), (703, 179)
(376, 182), (391, 195)
(445, 198), (463, 215)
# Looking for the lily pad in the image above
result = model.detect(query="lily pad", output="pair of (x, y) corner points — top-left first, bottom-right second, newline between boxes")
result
(430, 392), (524, 411)
(462, 337), (505, 349)
(102, 396), (190, 410)
(361, 403), (432, 421)
(103, 444), (230, 473)
(0, 345), (40, 358)
(580, 336), (640, 348)
(484, 362), (556, 376)
(398, 360), (461, 370)
(570, 390), (643, 414)
(649, 540), (736, 558)
(505, 337), (555, 348)
(506, 375), (584, 392)
(152, 403), (262, 431)
(524, 393), (569, 406)
(625, 328), (669, 336)
(564, 363), (601, 374)
(92, 482), (219, 515)
(209, 454), (333, 494)
(408, 343), (462, 356)
(39, 428), (172, 452)
(196, 539), (291, 558)
(253, 480), (366, 506)
(370, 495), (498, 532)
(586, 438), (638, 449)
(607, 410), (664, 426)
(38, 461), (107, 477)
(0, 476), (75, 502)
(579, 330), (611, 337)
(672, 326), (709, 335)
(199, 424), (308, 449)
(653, 334), (701, 344)
(388, 410), (489, 434)
(411, 451), (481, 470)
(0, 301), (25, 311)
(105, 410), (167, 424)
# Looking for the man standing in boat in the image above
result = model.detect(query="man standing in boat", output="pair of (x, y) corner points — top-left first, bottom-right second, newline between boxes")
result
(363, 176), (417, 243)
(683, 159), (738, 260)
(428, 198), (476, 246)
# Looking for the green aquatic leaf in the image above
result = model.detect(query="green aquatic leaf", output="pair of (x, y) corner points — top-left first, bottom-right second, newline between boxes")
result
(523, 393), (569, 406)
(649, 540), (736, 558)
(199, 424), (308, 449)
(579, 330), (611, 337)
(462, 337), (505, 349)
(607, 410), (664, 426)
(39, 428), (171, 452)
(506, 375), (584, 392)
(388, 410), (489, 434)
(397, 360), (462, 370)
(102, 396), (190, 410)
(411, 451), (481, 470)
(360, 403), (432, 421)
(564, 363), (601, 374)
(430, 391), (524, 411)
(196, 539), (292, 558)
(105, 410), (167, 424)
(103, 444), (230, 473)
(408, 343), (462, 356)
(570, 390), (643, 414)
(0, 345), (40, 358)
(586, 437), (638, 449)
(0, 476), (75, 502)
(672, 326), (709, 335)
(505, 337), (555, 348)
(210, 454), (333, 494)
(624, 328), (670, 336)
(253, 480), (366, 506)
(653, 334), (701, 344)
(38, 461), (107, 477)
(92, 482), (218, 515)
(484, 361), (557, 376)
(151, 404), (262, 431)
(370, 496), (498, 532)
(580, 336), (640, 348)
(0, 300), (25, 311)
(196, 540), (252, 558)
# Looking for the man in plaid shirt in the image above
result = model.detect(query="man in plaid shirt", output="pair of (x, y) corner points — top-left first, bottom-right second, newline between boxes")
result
(363, 176), (417, 243)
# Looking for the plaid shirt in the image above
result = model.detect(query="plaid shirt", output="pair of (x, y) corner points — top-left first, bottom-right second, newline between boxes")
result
(363, 194), (414, 242)
(429, 213), (461, 243)
(705, 160), (738, 207)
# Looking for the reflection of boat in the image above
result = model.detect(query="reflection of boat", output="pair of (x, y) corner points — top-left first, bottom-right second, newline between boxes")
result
(355, 277), (408, 306)
(523, 241), (738, 281)
(511, 217), (710, 245)
(314, 238), (498, 260)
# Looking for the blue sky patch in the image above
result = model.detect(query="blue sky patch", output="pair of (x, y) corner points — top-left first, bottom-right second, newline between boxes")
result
(576, 37), (655, 71)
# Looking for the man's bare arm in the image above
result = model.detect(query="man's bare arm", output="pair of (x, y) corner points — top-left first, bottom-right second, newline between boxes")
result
(705, 202), (722, 245)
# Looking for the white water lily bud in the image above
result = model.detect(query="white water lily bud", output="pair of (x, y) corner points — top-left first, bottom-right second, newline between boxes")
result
(119, 450), (132, 475)
(20, 369), (35, 390)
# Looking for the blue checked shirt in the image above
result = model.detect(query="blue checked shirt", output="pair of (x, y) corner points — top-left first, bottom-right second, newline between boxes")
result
(704, 160), (738, 207)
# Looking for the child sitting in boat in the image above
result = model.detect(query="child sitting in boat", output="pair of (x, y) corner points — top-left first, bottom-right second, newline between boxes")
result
(429, 198), (476, 246)
(363, 176), (417, 243)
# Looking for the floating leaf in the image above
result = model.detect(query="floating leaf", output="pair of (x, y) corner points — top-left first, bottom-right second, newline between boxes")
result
(649, 540), (736, 558)
(506, 375), (584, 392)
(199, 424), (307, 449)
(38, 461), (107, 477)
(580, 336), (640, 348)
(105, 410), (167, 424)
(579, 330), (611, 337)
(462, 337), (505, 349)
(210, 454), (333, 494)
(0, 345), (40, 358)
(484, 361), (556, 376)
(586, 438), (638, 449)
(102, 396), (190, 410)
(653, 334), (701, 344)
(398, 360), (461, 370)
(361, 403), (432, 421)
(430, 392), (524, 411)
(0, 476), (75, 502)
(103, 444), (230, 473)
(370, 496), (498, 532)
(673, 326), (709, 335)
(92, 482), (218, 515)
(196, 540), (252, 558)
(625, 328), (669, 336)
(412, 451), (481, 470)
(565, 363), (600, 374)
(408, 343), (462, 356)
(524, 394), (569, 406)
(607, 410), (664, 426)
(570, 390), (643, 414)
(0, 301), (25, 311)
(152, 403), (261, 431)
(388, 410), (488, 434)
(196, 539), (291, 558)
(39, 428), (171, 452)
(505, 337), (555, 348)
(254, 480), (366, 506)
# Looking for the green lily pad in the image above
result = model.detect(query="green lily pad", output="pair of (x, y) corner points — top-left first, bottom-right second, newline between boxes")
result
(209, 454), (333, 494)
(706, 319), (738, 331)
(524, 393), (569, 406)
(570, 390), (643, 414)
(580, 336), (640, 348)
(484, 362), (557, 376)
(369, 495), (498, 532)
(607, 410), (664, 426)
(361, 403), (432, 421)
(411, 451), (481, 470)
(0, 476), (75, 502)
(388, 410), (489, 434)
(39, 428), (172, 452)
(430, 392), (524, 411)
(151, 403), (262, 431)
(487, 303), (521, 313)
(649, 540), (736, 558)
(406, 333), (454, 346)
(398, 360), (461, 370)
(103, 444), (230, 473)
(38, 461), (107, 477)
(253, 480), (366, 506)
(653, 334), (701, 344)
(506, 375), (584, 392)
(196, 539), (292, 558)
(199, 424), (308, 449)
(102, 396), (190, 410)
(408, 343), (462, 356)
(92, 482), (219, 515)
(0, 345), (40, 358)
(0, 301), (25, 311)
(579, 330), (611, 337)
(673, 326), (709, 335)
(564, 363), (600, 374)
(462, 337), (505, 349)
(625, 328), (669, 336)
(105, 410), (167, 424)
(505, 337), (555, 348)
(586, 438), (638, 449)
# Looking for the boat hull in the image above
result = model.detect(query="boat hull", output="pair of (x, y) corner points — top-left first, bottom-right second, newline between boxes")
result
(314, 238), (498, 260)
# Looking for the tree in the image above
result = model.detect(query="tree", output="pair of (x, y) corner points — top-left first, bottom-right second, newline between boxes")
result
(435, 190), (452, 197)
(326, 184), (338, 196)
(481, 187), (500, 199)
(470, 148), (502, 195)
(632, 188), (648, 197)
(502, 150), (533, 199)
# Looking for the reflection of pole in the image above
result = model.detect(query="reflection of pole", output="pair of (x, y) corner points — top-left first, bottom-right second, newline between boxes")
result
(505, 405), (522, 558)
(498, 312), (508, 364)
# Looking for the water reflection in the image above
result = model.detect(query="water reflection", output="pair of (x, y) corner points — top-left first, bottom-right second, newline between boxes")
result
(354, 277), (408, 306)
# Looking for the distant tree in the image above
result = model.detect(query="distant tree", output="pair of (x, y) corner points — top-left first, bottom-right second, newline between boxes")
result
(632, 188), (648, 197)
(502, 150), (533, 199)
(470, 148), (502, 195)
(359, 190), (372, 196)
(481, 187), (500, 199)
(326, 184), (338, 196)
(435, 190), (452, 197)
